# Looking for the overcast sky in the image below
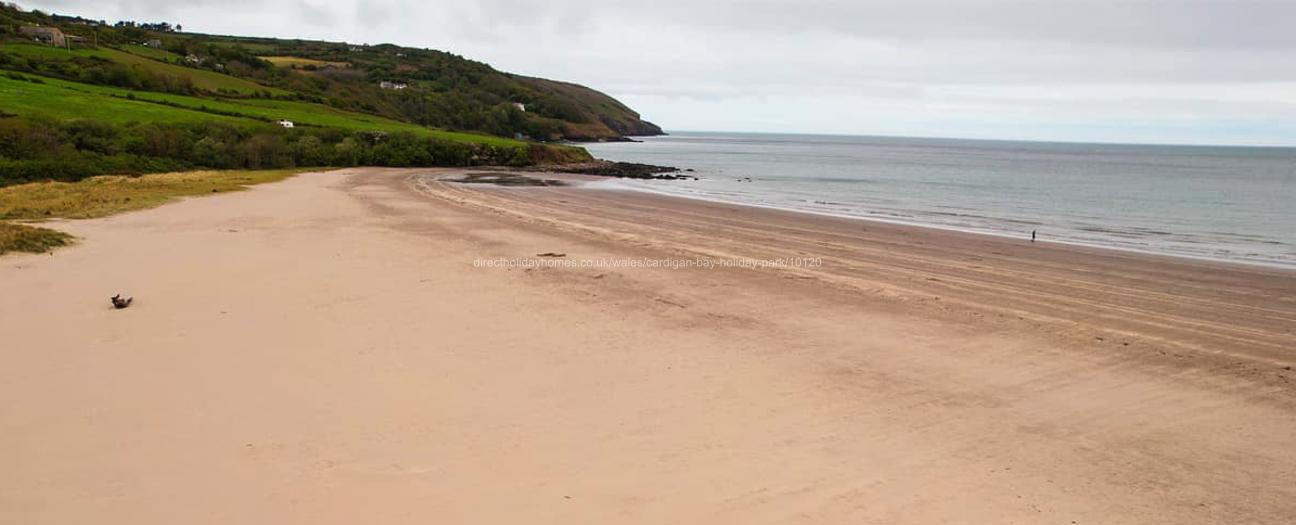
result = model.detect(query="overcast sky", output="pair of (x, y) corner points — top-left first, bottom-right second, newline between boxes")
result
(21, 0), (1296, 145)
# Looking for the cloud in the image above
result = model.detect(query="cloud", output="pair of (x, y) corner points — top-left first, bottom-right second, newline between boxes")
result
(17, 0), (1296, 144)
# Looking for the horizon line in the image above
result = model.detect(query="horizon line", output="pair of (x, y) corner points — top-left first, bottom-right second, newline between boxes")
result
(654, 129), (1296, 150)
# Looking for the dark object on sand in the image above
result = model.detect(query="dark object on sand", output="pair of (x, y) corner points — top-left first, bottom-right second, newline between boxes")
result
(536, 252), (566, 258)
(1031, 230), (1037, 243)
(111, 294), (133, 309)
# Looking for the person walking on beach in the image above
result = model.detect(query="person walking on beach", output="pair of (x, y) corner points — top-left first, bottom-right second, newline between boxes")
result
(1031, 230), (1037, 243)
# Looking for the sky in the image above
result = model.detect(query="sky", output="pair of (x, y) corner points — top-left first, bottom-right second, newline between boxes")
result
(20, 0), (1296, 146)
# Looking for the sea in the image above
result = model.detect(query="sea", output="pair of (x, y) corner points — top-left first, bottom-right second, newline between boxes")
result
(583, 132), (1296, 269)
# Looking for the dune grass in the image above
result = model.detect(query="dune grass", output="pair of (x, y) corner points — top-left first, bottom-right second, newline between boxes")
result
(0, 168), (315, 254)
(0, 168), (311, 221)
(0, 222), (74, 255)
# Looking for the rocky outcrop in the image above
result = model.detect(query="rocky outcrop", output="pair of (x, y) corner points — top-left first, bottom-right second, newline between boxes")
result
(544, 161), (696, 180)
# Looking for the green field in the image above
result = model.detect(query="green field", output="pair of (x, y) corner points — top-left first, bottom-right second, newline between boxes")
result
(260, 56), (350, 69)
(207, 39), (278, 53)
(0, 44), (286, 96)
(0, 72), (524, 147)
(121, 44), (180, 62)
(0, 74), (248, 125)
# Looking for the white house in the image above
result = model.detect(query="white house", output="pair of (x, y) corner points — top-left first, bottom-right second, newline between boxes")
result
(379, 81), (408, 90)
(513, 102), (526, 112)
(277, 120), (294, 128)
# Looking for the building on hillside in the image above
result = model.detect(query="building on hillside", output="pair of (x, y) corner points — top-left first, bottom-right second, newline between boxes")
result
(512, 102), (527, 112)
(19, 26), (66, 47)
(143, 39), (163, 48)
(277, 120), (294, 128)
(184, 54), (204, 65)
(379, 81), (408, 90)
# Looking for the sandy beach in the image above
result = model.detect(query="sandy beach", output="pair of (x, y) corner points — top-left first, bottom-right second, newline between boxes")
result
(2, 167), (1294, 524)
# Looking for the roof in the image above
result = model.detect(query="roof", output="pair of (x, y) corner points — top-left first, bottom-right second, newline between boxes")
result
(19, 26), (64, 35)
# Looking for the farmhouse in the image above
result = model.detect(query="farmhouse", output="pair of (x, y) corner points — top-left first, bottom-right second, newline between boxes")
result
(277, 120), (294, 128)
(18, 26), (66, 47)
(143, 39), (163, 48)
(513, 102), (527, 112)
(379, 81), (408, 90)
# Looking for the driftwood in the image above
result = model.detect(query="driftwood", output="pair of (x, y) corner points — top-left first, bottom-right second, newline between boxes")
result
(111, 294), (133, 309)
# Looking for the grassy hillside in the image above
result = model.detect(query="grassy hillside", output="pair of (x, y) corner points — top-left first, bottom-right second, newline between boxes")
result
(121, 43), (179, 61)
(0, 43), (285, 95)
(0, 3), (608, 186)
(4, 5), (662, 141)
(0, 72), (522, 147)
(0, 73), (246, 124)
(518, 76), (663, 138)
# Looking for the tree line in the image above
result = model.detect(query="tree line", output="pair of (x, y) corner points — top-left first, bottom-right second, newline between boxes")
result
(0, 116), (558, 187)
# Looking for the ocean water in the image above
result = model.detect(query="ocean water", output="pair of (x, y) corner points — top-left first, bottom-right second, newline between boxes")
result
(583, 132), (1296, 268)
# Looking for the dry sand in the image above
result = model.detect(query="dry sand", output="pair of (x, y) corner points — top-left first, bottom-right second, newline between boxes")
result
(2, 168), (1294, 524)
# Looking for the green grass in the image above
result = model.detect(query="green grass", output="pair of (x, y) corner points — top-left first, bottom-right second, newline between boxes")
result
(0, 43), (286, 96)
(260, 56), (350, 68)
(0, 73), (525, 147)
(0, 73), (249, 125)
(121, 44), (180, 62)
(0, 168), (311, 221)
(0, 222), (74, 255)
(208, 40), (278, 53)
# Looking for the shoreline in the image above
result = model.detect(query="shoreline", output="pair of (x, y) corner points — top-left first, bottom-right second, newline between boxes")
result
(3, 168), (1294, 524)
(428, 169), (1296, 373)
(590, 178), (1296, 271)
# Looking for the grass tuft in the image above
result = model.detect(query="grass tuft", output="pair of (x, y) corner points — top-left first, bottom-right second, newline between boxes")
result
(0, 222), (74, 255)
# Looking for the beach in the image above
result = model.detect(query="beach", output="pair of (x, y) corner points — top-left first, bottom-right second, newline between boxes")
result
(2, 167), (1294, 524)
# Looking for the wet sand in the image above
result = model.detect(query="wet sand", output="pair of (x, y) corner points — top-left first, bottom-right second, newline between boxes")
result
(1, 168), (1293, 524)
